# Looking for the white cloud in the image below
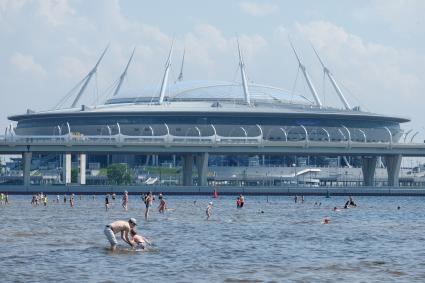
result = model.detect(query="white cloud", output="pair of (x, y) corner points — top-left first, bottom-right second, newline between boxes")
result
(9, 52), (47, 77)
(356, 0), (425, 35)
(37, 0), (74, 27)
(239, 1), (278, 17)
(294, 20), (425, 125)
(0, 0), (26, 14)
(57, 56), (88, 80)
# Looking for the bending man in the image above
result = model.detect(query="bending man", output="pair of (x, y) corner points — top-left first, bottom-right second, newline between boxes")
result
(104, 218), (137, 251)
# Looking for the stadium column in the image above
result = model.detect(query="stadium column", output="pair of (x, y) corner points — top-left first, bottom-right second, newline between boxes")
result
(23, 152), (32, 186)
(79, 154), (86, 185)
(63, 154), (72, 184)
(196, 153), (209, 186)
(385, 154), (402, 187)
(361, 156), (377, 186)
(182, 154), (193, 186)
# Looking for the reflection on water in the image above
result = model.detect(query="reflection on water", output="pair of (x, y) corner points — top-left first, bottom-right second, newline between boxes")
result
(1, 195), (425, 282)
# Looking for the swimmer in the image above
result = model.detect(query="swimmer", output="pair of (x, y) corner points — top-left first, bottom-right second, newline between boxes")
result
(344, 196), (357, 208)
(257, 209), (265, 214)
(321, 217), (331, 224)
(104, 218), (137, 251)
(333, 206), (340, 212)
(144, 192), (153, 220)
(130, 229), (151, 250)
(122, 191), (129, 211)
(397, 206), (400, 210)
(206, 202), (213, 220)
(158, 193), (167, 213)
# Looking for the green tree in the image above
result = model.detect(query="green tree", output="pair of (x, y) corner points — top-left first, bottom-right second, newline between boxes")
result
(106, 164), (133, 185)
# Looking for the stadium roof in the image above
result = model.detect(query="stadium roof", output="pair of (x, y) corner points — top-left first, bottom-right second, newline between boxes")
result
(105, 80), (313, 105)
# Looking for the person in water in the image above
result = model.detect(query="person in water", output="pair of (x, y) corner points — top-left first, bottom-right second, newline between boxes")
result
(344, 196), (357, 208)
(239, 194), (245, 208)
(105, 194), (110, 211)
(130, 229), (151, 250)
(158, 193), (167, 213)
(122, 191), (129, 211)
(104, 218), (137, 251)
(70, 193), (75, 208)
(236, 197), (241, 208)
(144, 192), (153, 220)
(206, 202), (213, 220)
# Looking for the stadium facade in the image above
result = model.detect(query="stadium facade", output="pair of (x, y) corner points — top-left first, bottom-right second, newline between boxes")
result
(6, 41), (409, 186)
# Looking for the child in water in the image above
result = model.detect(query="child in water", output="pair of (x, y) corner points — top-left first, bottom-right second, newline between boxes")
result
(130, 229), (151, 250)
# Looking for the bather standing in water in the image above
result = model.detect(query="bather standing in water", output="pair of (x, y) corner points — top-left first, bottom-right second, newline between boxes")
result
(122, 191), (129, 211)
(239, 194), (245, 208)
(105, 194), (110, 211)
(158, 193), (167, 213)
(144, 192), (153, 220)
(70, 193), (75, 208)
(206, 202), (213, 220)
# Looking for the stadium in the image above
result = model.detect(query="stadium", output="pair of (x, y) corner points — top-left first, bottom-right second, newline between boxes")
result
(4, 42), (410, 186)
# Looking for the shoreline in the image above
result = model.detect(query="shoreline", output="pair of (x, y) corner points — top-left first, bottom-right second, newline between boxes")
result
(1, 185), (425, 196)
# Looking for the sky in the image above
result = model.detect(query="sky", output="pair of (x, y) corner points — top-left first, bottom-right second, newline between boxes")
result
(0, 0), (424, 141)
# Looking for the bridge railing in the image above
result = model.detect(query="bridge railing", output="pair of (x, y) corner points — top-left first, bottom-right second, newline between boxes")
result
(0, 133), (406, 148)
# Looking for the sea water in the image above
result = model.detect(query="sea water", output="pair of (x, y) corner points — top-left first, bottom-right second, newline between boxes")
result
(1, 195), (425, 282)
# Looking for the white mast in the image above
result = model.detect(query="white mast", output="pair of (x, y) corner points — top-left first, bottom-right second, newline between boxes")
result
(311, 45), (351, 110)
(113, 47), (136, 97)
(177, 47), (185, 82)
(158, 40), (173, 104)
(71, 45), (109, 108)
(237, 39), (251, 105)
(289, 40), (322, 108)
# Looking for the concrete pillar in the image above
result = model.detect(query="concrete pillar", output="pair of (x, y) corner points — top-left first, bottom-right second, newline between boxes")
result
(63, 153), (71, 184)
(385, 154), (402, 187)
(23, 152), (32, 186)
(361, 156), (377, 186)
(196, 153), (209, 186)
(79, 153), (86, 185)
(182, 154), (193, 186)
